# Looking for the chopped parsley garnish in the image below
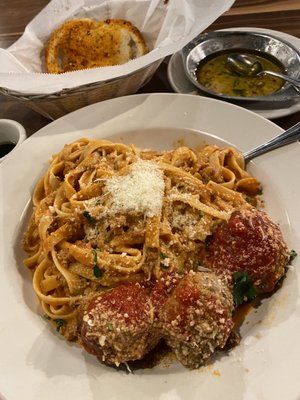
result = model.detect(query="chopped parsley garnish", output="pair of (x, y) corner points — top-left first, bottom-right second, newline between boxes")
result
(257, 187), (263, 195)
(82, 210), (96, 224)
(92, 249), (97, 265)
(289, 249), (298, 263)
(43, 313), (50, 320)
(91, 248), (103, 277)
(198, 210), (205, 218)
(159, 252), (167, 259)
(93, 265), (103, 278)
(233, 271), (257, 307)
(54, 319), (66, 332)
(177, 266), (185, 275)
(106, 323), (113, 331)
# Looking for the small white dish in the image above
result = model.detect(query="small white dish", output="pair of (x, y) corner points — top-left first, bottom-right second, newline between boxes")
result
(167, 27), (300, 120)
(0, 119), (26, 162)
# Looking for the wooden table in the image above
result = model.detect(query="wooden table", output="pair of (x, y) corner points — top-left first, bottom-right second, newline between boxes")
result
(1, 0), (300, 136)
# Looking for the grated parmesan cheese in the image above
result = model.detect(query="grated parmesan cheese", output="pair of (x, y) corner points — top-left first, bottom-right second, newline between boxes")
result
(160, 257), (170, 267)
(105, 159), (165, 217)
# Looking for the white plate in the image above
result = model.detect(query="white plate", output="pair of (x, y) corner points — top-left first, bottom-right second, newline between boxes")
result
(1, 93), (300, 400)
(167, 27), (300, 120)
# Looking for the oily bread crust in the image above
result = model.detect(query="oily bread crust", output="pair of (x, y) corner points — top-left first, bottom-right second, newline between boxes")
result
(45, 18), (148, 74)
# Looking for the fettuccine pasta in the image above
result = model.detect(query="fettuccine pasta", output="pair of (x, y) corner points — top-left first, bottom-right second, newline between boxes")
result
(22, 138), (261, 340)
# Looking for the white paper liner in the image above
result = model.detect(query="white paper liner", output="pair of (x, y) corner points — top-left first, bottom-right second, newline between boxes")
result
(0, 0), (235, 94)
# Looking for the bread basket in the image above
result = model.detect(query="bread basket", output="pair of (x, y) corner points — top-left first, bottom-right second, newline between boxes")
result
(0, 60), (162, 120)
(0, 0), (235, 120)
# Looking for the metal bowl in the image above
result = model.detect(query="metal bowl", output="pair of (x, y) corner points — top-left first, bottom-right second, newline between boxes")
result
(182, 31), (300, 103)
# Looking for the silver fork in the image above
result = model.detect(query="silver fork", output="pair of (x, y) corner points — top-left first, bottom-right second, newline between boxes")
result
(243, 121), (300, 164)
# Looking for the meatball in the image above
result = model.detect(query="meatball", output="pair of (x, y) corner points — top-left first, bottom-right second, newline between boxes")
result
(150, 272), (182, 321)
(204, 208), (289, 293)
(80, 282), (160, 365)
(161, 271), (234, 369)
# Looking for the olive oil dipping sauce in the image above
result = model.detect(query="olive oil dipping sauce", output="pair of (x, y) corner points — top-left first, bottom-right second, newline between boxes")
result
(196, 49), (285, 97)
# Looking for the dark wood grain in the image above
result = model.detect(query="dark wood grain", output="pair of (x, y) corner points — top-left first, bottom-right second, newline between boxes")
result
(0, 0), (300, 135)
(225, 0), (300, 14)
(0, 0), (47, 35)
(210, 10), (300, 38)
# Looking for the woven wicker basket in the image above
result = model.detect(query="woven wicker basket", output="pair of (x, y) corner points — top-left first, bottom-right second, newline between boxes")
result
(1, 60), (163, 120)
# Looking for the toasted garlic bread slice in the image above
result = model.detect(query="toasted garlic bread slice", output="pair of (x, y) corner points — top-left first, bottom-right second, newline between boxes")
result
(45, 18), (148, 74)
